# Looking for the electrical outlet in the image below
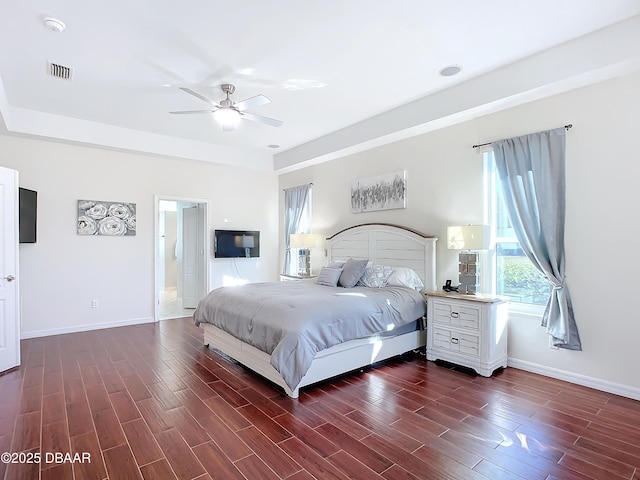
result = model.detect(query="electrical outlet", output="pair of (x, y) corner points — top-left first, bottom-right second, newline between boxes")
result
(92, 299), (99, 308)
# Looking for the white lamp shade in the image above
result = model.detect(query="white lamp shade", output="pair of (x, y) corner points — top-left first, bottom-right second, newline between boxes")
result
(234, 235), (255, 248)
(447, 225), (490, 250)
(242, 235), (254, 248)
(290, 233), (318, 249)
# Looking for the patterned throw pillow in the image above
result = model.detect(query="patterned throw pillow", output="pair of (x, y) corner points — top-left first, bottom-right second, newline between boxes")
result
(358, 262), (394, 288)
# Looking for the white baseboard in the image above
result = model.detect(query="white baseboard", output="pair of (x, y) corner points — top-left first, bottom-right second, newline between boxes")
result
(508, 358), (640, 401)
(20, 316), (155, 340)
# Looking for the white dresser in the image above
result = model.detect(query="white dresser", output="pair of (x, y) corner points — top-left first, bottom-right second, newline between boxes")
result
(425, 291), (508, 376)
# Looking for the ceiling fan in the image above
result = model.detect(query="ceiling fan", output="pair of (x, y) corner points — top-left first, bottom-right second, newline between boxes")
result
(169, 84), (283, 131)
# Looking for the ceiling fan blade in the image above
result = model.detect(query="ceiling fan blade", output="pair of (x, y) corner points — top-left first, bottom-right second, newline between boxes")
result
(169, 109), (217, 115)
(241, 111), (283, 127)
(234, 94), (271, 111)
(179, 87), (219, 106)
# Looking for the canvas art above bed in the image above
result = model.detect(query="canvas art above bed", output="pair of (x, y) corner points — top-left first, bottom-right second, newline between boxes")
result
(350, 170), (406, 213)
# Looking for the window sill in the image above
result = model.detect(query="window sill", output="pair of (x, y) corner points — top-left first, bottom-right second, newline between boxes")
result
(508, 302), (545, 319)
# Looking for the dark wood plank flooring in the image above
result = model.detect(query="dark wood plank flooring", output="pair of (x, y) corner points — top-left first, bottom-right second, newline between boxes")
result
(1, 317), (639, 479)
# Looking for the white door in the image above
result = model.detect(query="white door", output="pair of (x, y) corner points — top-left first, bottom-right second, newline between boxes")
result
(182, 206), (199, 308)
(0, 166), (20, 372)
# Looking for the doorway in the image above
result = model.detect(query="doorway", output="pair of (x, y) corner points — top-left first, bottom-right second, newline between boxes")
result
(155, 196), (209, 321)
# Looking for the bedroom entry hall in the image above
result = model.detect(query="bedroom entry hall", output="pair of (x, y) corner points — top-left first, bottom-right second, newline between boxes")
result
(155, 197), (208, 320)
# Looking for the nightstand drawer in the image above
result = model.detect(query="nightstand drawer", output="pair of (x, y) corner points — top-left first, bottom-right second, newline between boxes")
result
(433, 303), (454, 325)
(432, 300), (481, 330)
(433, 328), (453, 349)
(432, 327), (480, 357)
(457, 333), (480, 356)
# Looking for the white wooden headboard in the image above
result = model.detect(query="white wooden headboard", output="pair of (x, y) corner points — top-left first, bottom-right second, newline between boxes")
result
(326, 223), (438, 292)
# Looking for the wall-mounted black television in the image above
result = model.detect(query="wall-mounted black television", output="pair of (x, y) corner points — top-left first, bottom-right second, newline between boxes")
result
(214, 230), (260, 258)
(19, 187), (37, 244)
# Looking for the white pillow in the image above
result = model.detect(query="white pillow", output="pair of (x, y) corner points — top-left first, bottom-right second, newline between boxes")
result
(386, 267), (424, 290)
(316, 267), (343, 287)
(357, 262), (393, 288)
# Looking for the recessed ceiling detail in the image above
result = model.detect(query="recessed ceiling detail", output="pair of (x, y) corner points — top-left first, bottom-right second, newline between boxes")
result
(48, 62), (73, 81)
(0, 3), (638, 171)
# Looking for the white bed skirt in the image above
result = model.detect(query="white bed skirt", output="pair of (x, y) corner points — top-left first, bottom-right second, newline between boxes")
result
(202, 323), (426, 398)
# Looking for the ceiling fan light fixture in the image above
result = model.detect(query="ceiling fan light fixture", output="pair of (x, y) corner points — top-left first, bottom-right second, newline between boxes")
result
(213, 108), (241, 127)
(172, 84), (282, 129)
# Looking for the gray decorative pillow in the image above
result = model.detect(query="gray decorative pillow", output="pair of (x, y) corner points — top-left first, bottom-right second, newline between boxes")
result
(316, 267), (343, 287)
(338, 258), (369, 288)
(358, 262), (394, 288)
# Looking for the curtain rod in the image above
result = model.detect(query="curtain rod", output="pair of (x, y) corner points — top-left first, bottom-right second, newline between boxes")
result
(282, 182), (313, 191)
(472, 124), (573, 149)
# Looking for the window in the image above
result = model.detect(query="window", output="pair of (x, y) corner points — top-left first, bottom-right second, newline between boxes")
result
(285, 188), (312, 275)
(484, 151), (550, 306)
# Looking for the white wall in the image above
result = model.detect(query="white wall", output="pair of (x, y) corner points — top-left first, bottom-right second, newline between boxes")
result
(279, 70), (640, 397)
(0, 136), (279, 337)
(279, 121), (482, 283)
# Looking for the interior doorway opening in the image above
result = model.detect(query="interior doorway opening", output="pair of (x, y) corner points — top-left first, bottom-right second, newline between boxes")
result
(155, 196), (209, 321)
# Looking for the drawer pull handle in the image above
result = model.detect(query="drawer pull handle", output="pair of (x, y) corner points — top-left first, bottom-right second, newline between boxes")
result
(451, 312), (459, 318)
(451, 337), (459, 344)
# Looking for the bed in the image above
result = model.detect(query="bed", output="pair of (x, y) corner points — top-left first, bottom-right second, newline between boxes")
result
(194, 223), (438, 398)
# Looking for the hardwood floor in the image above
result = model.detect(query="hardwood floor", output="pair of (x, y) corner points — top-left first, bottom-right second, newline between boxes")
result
(2, 318), (640, 480)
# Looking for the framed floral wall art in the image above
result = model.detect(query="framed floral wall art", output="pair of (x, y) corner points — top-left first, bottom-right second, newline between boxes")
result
(77, 200), (136, 236)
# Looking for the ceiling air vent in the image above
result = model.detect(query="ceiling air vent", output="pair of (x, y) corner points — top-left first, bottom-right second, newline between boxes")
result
(48, 62), (73, 81)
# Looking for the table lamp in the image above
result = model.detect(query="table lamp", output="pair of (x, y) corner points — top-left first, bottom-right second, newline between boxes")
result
(290, 233), (318, 276)
(234, 234), (255, 258)
(447, 225), (490, 294)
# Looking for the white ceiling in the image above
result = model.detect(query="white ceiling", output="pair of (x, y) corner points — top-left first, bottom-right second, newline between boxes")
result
(2, 1), (640, 172)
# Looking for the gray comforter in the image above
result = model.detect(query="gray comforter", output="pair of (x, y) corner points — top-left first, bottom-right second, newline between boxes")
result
(194, 280), (426, 390)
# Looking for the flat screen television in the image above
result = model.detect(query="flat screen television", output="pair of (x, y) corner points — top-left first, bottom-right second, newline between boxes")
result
(19, 187), (37, 244)
(214, 230), (260, 258)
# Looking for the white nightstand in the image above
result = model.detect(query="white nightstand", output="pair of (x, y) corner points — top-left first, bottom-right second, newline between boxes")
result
(279, 274), (317, 282)
(425, 291), (508, 376)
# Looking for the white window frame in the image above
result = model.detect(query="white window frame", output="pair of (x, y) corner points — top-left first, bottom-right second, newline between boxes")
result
(483, 150), (546, 317)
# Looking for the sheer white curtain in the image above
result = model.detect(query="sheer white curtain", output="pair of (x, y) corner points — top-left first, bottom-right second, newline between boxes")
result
(492, 128), (581, 350)
(283, 184), (311, 275)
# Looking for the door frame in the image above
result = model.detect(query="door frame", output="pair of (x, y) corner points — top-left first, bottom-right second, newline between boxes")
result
(154, 195), (209, 321)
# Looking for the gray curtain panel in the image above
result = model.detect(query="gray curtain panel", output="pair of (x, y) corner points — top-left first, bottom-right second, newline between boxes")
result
(492, 128), (581, 350)
(283, 184), (311, 275)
